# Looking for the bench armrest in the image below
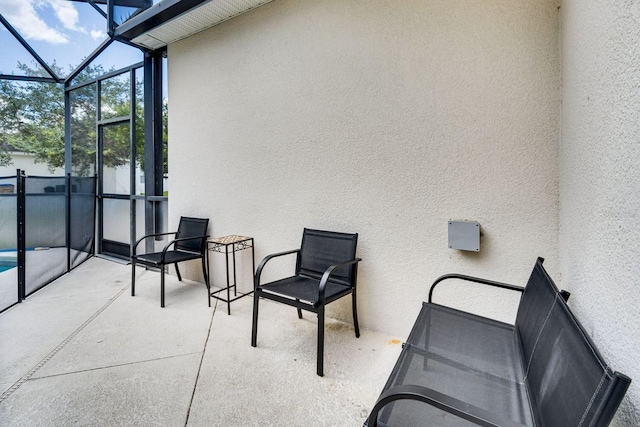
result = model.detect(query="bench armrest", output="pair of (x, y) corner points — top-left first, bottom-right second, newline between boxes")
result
(428, 273), (524, 304)
(366, 384), (527, 427)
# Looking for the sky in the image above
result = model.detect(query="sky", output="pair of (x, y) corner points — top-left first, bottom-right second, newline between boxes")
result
(0, 0), (148, 79)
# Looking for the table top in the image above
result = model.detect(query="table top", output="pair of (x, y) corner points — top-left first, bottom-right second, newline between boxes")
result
(208, 235), (252, 245)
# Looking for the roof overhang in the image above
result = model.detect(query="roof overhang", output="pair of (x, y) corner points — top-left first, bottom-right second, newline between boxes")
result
(114, 0), (274, 51)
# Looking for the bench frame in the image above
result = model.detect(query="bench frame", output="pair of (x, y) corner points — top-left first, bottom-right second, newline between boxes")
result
(365, 258), (630, 427)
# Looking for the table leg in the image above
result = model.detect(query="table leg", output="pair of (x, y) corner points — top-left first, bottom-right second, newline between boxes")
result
(232, 243), (237, 297)
(225, 244), (231, 315)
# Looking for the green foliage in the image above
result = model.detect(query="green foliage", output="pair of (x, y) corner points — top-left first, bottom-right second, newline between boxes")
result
(69, 81), (97, 176)
(0, 63), (64, 170)
(68, 70), (138, 176)
(0, 61), (167, 176)
(0, 73), (59, 169)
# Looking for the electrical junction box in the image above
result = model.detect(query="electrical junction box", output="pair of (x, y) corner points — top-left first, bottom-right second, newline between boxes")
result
(448, 221), (480, 252)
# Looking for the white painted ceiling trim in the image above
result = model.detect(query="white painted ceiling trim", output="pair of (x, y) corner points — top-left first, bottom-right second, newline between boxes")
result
(130, 0), (275, 50)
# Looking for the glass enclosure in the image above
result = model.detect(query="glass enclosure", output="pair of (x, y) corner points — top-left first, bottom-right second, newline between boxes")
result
(70, 83), (98, 177)
(0, 176), (18, 312)
(101, 123), (132, 195)
(24, 176), (67, 296)
(0, 0), (148, 82)
(0, 172), (96, 311)
(0, 1), (168, 310)
(69, 176), (97, 269)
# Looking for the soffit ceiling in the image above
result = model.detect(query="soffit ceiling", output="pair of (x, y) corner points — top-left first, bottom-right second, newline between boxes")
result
(123, 0), (274, 50)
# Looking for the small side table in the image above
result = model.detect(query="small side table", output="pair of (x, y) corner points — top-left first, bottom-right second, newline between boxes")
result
(207, 235), (255, 315)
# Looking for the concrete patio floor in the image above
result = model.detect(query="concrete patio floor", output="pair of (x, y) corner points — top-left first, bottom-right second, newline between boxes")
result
(0, 258), (401, 426)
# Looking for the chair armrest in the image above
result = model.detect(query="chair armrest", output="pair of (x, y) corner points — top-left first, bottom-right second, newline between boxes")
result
(317, 258), (362, 306)
(428, 274), (524, 304)
(159, 234), (209, 262)
(254, 249), (301, 289)
(132, 232), (177, 256)
(366, 384), (527, 427)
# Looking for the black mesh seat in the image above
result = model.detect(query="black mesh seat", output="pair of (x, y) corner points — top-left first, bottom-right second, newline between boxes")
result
(131, 216), (209, 307)
(251, 228), (362, 376)
(260, 276), (353, 305)
(372, 304), (533, 427)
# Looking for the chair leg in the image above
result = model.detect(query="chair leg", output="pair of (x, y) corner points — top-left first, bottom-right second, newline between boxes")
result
(202, 258), (211, 307)
(161, 267), (165, 308)
(175, 263), (182, 281)
(131, 258), (136, 296)
(317, 305), (325, 377)
(251, 291), (260, 347)
(352, 291), (360, 338)
(296, 299), (303, 319)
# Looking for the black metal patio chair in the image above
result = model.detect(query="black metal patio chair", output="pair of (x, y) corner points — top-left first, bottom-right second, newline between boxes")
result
(251, 228), (361, 376)
(131, 216), (209, 307)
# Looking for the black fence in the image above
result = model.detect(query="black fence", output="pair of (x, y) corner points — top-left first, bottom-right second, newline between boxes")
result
(0, 171), (96, 312)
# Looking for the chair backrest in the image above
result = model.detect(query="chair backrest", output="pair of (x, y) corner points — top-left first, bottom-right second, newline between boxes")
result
(175, 217), (209, 253)
(515, 259), (631, 427)
(297, 228), (358, 287)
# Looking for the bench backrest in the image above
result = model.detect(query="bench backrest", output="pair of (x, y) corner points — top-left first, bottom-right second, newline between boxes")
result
(515, 259), (631, 427)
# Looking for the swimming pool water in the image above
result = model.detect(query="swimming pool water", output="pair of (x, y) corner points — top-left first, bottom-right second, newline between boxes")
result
(0, 261), (17, 273)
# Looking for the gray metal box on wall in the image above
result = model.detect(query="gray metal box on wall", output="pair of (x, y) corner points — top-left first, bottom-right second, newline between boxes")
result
(448, 221), (480, 252)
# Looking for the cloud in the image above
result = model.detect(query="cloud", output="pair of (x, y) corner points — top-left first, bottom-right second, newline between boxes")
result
(0, 0), (68, 44)
(90, 29), (105, 41)
(49, 0), (82, 32)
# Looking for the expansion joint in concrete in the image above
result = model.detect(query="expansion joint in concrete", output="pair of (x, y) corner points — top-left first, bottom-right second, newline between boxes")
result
(184, 299), (217, 426)
(0, 286), (128, 403)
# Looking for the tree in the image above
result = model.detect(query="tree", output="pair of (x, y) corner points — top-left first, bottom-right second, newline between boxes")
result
(0, 63), (64, 170)
(0, 62), (164, 176)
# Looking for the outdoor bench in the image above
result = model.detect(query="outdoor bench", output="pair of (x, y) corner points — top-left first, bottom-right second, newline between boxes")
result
(365, 258), (631, 427)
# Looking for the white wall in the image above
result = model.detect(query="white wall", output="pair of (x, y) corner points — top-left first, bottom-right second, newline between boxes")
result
(560, 1), (640, 424)
(168, 0), (560, 335)
(0, 152), (64, 178)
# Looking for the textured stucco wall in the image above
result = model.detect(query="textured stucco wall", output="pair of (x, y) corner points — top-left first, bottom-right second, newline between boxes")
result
(560, 1), (640, 424)
(168, 0), (560, 335)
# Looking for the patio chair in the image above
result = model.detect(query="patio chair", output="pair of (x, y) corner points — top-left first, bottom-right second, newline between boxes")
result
(251, 228), (362, 376)
(131, 216), (209, 307)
